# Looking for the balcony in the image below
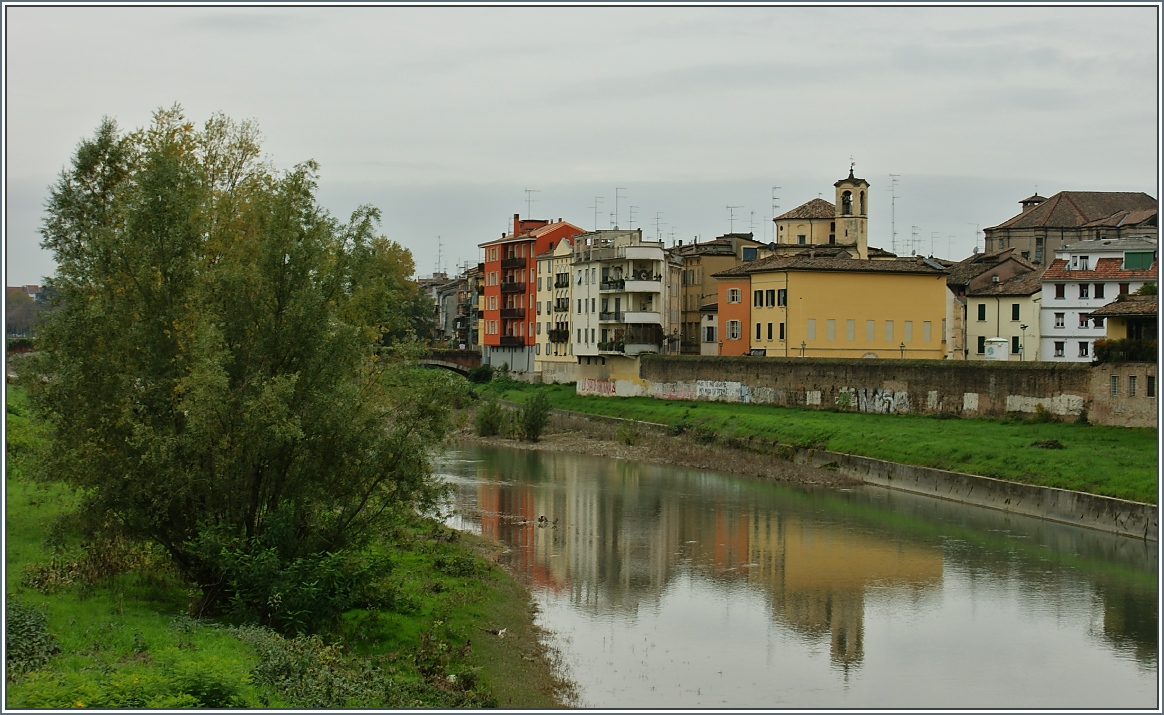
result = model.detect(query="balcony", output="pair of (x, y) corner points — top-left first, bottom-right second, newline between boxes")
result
(597, 340), (625, 353)
(499, 336), (524, 347)
(623, 310), (662, 324)
(553, 302), (570, 313)
(548, 328), (570, 343)
(554, 276), (570, 288)
(501, 256), (526, 269)
(600, 279), (625, 291)
(624, 277), (662, 293)
(500, 308), (525, 319)
(599, 311), (623, 322)
(501, 281), (526, 294)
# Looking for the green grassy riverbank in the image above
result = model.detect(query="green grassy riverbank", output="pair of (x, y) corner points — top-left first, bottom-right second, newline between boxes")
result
(480, 381), (1159, 504)
(5, 386), (568, 708)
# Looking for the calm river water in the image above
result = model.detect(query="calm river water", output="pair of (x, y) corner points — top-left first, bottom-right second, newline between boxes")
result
(438, 444), (1158, 709)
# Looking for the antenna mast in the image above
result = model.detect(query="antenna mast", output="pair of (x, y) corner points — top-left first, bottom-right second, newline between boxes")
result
(588, 197), (604, 231)
(771, 186), (781, 243)
(435, 236), (442, 275)
(629, 205), (639, 229)
(888, 174), (900, 255)
(524, 189), (540, 218)
(614, 187), (626, 229)
(726, 205), (742, 234)
(653, 212), (665, 241)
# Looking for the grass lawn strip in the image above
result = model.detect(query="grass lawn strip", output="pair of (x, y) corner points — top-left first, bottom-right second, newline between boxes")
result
(483, 381), (1158, 504)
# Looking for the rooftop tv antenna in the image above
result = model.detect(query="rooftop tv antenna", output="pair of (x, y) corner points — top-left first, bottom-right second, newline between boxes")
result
(967, 223), (981, 253)
(888, 174), (901, 255)
(930, 232), (939, 257)
(434, 236), (443, 274)
(749, 210), (756, 235)
(771, 186), (782, 243)
(629, 205), (639, 229)
(653, 212), (665, 241)
(910, 226), (920, 255)
(524, 188), (540, 218)
(726, 205), (742, 233)
(614, 187), (626, 229)
(588, 197), (604, 231)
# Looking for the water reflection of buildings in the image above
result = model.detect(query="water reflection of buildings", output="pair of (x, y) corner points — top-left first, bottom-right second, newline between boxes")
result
(456, 450), (944, 670)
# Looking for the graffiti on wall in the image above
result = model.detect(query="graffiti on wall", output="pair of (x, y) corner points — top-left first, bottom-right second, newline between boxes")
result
(577, 378), (616, 396)
(833, 387), (910, 413)
(695, 380), (749, 403)
(648, 381), (697, 401)
(1005, 394), (1084, 416)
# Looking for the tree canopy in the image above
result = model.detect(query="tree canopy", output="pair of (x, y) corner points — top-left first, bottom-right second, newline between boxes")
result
(29, 106), (460, 626)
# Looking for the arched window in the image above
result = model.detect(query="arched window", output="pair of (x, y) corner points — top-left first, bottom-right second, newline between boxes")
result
(841, 191), (853, 216)
(859, 191), (866, 216)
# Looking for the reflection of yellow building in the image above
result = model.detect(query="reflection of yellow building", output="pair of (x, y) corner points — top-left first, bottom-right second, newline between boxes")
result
(714, 256), (948, 359)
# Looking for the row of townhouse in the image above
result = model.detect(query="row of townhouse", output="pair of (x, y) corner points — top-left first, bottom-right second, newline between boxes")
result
(961, 236), (1157, 362)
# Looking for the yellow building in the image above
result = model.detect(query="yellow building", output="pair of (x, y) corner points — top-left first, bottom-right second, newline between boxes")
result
(534, 237), (577, 382)
(672, 232), (764, 353)
(713, 255), (949, 359)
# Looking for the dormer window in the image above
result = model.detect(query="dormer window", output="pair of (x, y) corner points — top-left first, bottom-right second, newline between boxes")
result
(1079, 256), (1089, 270)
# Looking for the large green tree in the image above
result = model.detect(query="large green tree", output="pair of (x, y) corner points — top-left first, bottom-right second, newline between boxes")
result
(29, 107), (460, 624)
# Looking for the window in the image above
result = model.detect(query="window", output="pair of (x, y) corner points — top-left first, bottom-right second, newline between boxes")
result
(977, 303), (986, 321)
(1034, 237), (1044, 264)
(1078, 313), (1090, 328)
(904, 321), (913, 342)
(1054, 312), (1065, 328)
(923, 321), (932, 343)
(1054, 341), (1065, 357)
(754, 290), (763, 307)
(535, 343), (541, 355)
(1079, 284), (1089, 299)
(1093, 316), (1105, 328)
(756, 323), (762, 340)
(1148, 375), (1156, 398)
(977, 336), (986, 354)
(591, 298), (595, 313)
(1079, 256), (1090, 271)
(577, 328), (581, 343)
(1125, 251), (1155, 270)
(866, 320), (875, 342)
(577, 299), (582, 314)
(537, 277), (542, 291)
(1128, 375), (1138, 397)
(777, 289), (787, 306)
(704, 326), (717, 342)
(591, 328), (595, 343)
(1078, 341), (1089, 358)
(806, 319), (817, 340)
(765, 289), (776, 307)
(847, 319), (856, 342)
(536, 322), (541, 335)
(727, 321), (741, 339)
(779, 323), (786, 340)
(1012, 335), (1020, 355)
(1111, 375), (1120, 396)
(1094, 283), (1105, 299)
(1119, 283), (1130, 295)
(1011, 304), (1020, 321)
(827, 319), (836, 341)
(727, 288), (741, 303)
(536, 302), (542, 315)
(742, 247), (758, 261)
(1055, 284), (1065, 299)
(885, 320), (894, 342)
(767, 323), (773, 340)
(797, 235), (806, 245)
(576, 270), (582, 285)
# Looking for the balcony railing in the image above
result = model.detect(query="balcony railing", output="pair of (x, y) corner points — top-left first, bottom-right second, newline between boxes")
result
(500, 282), (526, 294)
(553, 303), (570, 313)
(599, 311), (623, 322)
(501, 257), (526, 269)
(600, 279), (625, 291)
(548, 329), (570, 343)
(499, 336), (524, 347)
(500, 308), (525, 319)
(597, 340), (625, 353)
(554, 276), (570, 288)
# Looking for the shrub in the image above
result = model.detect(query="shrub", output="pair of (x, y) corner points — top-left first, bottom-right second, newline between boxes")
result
(1092, 338), (1158, 364)
(1027, 404), (1055, 423)
(475, 399), (502, 437)
(520, 392), (552, 442)
(466, 364), (493, 384)
(615, 423), (640, 446)
(6, 600), (60, 682)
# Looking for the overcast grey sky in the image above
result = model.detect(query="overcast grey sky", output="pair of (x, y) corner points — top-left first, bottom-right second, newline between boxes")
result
(5, 4), (1159, 285)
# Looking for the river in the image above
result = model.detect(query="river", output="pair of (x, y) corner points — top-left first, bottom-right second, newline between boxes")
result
(438, 443), (1158, 709)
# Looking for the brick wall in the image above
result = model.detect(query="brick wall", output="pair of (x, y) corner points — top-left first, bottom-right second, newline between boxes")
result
(1088, 362), (1158, 428)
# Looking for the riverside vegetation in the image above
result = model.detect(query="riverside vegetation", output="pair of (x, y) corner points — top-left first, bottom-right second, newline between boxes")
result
(478, 382), (1159, 504)
(6, 107), (569, 708)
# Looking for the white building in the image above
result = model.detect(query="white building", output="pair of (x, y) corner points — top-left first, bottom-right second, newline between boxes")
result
(1039, 237), (1158, 362)
(534, 237), (577, 383)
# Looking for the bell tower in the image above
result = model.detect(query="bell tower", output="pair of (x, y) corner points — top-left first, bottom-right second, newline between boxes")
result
(834, 163), (870, 258)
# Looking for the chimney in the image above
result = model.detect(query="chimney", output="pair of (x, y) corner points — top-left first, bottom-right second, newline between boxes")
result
(992, 275), (1000, 283)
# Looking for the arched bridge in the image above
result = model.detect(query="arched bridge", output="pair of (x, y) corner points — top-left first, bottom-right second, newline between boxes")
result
(419, 349), (482, 375)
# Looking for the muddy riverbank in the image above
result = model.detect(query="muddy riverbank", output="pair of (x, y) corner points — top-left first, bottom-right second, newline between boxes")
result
(453, 411), (858, 489)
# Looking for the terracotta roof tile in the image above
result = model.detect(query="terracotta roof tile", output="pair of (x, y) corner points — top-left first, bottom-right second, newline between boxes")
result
(713, 255), (946, 278)
(966, 270), (1042, 297)
(775, 198), (835, 221)
(987, 191), (1157, 231)
(1087, 294), (1158, 317)
(1041, 257), (1159, 281)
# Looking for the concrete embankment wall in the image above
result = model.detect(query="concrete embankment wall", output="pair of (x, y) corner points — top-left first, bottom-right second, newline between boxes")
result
(574, 355), (1157, 427)
(528, 404), (1158, 541)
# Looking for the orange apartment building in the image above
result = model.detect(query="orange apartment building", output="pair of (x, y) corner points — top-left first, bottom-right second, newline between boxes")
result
(480, 214), (584, 373)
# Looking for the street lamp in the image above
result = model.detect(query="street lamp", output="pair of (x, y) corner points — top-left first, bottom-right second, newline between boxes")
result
(800, 341), (806, 358)
(899, 342), (905, 358)
(1019, 324), (1028, 361)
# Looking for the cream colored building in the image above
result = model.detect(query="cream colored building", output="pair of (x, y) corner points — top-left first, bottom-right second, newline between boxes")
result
(965, 272), (1042, 361)
(771, 168), (870, 260)
(534, 237), (577, 383)
(672, 233), (764, 353)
